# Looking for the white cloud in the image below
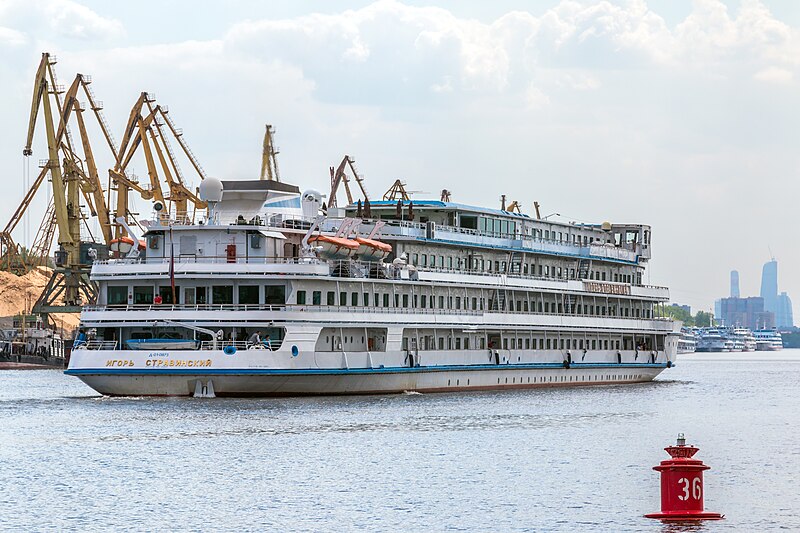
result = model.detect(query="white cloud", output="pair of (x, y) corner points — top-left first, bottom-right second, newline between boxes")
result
(754, 66), (793, 83)
(0, 26), (27, 46)
(0, 0), (123, 43)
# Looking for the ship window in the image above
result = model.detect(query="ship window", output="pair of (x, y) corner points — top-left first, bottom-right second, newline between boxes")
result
(455, 297), (461, 309)
(403, 295), (409, 307)
(430, 255), (435, 267)
(503, 338), (508, 349)
(364, 292), (369, 306)
(439, 296), (444, 308)
(327, 291), (335, 305)
(412, 254), (418, 265)
(383, 294), (389, 307)
(340, 292), (347, 306)
(107, 286), (128, 305)
(557, 267), (562, 277)
(421, 255), (427, 267)
(297, 291), (307, 305)
(212, 285), (233, 305)
(413, 295), (418, 307)
(156, 287), (177, 306)
(421, 295), (427, 308)
(394, 294), (399, 307)
(133, 286), (154, 305)
(439, 256), (444, 267)
(312, 291), (321, 305)
(455, 338), (461, 349)
(546, 339), (551, 349)
(465, 338), (470, 349)
(239, 285), (259, 305)
(438, 337), (444, 349)
(265, 286), (285, 305)
(351, 292), (359, 306)
(448, 257), (453, 269)
(472, 297), (477, 310)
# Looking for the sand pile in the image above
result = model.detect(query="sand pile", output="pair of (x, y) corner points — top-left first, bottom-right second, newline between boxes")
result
(0, 267), (81, 334)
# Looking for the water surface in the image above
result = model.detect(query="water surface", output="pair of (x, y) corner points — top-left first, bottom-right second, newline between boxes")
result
(1, 351), (799, 531)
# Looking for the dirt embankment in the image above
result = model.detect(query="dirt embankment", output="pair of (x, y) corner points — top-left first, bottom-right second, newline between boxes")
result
(0, 267), (81, 335)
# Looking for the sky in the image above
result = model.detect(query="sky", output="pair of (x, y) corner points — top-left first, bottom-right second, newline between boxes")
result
(0, 0), (798, 321)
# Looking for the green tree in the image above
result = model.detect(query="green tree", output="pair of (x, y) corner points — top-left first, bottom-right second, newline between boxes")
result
(657, 304), (694, 326)
(694, 311), (713, 327)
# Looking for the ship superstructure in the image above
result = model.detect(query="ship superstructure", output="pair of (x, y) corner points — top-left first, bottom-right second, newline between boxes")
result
(65, 179), (678, 396)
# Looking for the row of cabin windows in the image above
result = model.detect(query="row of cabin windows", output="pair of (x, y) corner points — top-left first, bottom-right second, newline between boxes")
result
(294, 289), (653, 318)
(107, 285), (286, 305)
(406, 253), (637, 283)
(405, 335), (658, 351)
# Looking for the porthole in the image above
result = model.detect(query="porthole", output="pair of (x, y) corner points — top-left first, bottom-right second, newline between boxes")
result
(457, 379), (460, 386)
(467, 379), (470, 385)
(448, 379), (451, 386)
(505, 377), (508, 384)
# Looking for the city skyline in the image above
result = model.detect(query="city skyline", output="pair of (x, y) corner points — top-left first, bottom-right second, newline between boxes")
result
(717, 259), (793, 329)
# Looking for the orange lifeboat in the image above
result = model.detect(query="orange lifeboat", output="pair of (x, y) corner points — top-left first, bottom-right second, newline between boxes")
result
(354, 237), (392, 262)
(308, 235), (359, 260)
(109, 237), (146, 255)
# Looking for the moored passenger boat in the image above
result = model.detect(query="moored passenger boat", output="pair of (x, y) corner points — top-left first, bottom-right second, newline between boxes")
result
(754, 329), (784, 351)
(65, 178), (678, 396)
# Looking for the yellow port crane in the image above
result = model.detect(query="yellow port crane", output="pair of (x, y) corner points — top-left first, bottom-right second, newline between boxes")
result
(329, 155), (369, 208)
(21, 53), (102, 311)
(260, 124), (280, 181)
(383, 179), (410, 202)
(112, 93), (207, 232)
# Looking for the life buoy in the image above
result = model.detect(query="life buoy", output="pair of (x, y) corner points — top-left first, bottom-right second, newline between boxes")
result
(223, 345), (237, 355)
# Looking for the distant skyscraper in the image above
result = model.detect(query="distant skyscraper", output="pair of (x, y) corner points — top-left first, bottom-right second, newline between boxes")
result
(776, 292), (794, 328)
(760, 260), (779, 317)
(730, 270), (740, 298)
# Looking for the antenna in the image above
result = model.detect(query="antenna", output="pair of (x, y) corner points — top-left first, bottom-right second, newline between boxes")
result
(768, 245), (775, 261)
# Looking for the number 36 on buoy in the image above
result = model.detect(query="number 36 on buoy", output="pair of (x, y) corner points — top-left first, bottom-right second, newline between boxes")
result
(645, 433), (724, 521)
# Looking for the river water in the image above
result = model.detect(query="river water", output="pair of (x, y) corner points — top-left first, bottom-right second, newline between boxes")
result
(1, 351), (799, 532)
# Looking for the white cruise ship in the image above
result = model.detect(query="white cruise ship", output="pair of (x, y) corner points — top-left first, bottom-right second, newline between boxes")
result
(65, 179), (679, 396)
(753, 329), (784, 351)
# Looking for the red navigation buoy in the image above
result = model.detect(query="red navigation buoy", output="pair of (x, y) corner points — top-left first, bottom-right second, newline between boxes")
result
(645, 433), (724, 521)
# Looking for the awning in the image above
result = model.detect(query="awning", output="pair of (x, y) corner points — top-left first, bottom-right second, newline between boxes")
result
(257, 230), (287, 240)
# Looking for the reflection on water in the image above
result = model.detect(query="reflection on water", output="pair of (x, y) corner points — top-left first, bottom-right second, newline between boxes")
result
(1, 352), (799, 531)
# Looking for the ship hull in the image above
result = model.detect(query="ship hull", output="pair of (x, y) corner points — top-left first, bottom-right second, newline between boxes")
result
(68, 363), (667, 397)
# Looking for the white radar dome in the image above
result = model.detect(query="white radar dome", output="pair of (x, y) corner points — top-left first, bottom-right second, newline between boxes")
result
(601, 221), (612, 232)
(302, 189), (323, 218)
(199, 177), (224, 203)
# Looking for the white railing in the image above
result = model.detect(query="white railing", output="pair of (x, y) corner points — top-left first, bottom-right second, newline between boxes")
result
(83, 303), (664, 321)
(73, 340), (118, 350)
(199, 340), (282, 351)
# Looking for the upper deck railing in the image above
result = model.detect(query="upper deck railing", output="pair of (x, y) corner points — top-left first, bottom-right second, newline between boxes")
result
(91, 256), (668, 294)
(154, 212), (645, 263)
(82, 303), (672, 323)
